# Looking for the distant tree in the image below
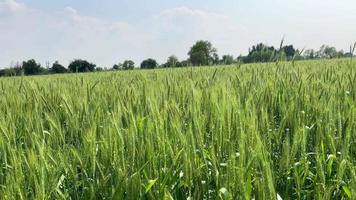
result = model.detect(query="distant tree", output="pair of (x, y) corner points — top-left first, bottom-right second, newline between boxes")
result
(237, 55), (245, 63)
(123, 60), (135, 70)
(344, 52), (353, 58)
(22, 59), (44, 75)
(336, 50), (345, 58)
(304, 49), (315, 59)
(112, 63), (123, 70)
(165, 55), (179, 68)
(188, 40), (217, 66)
(140, 58), (158, 69)
(180, 59), (191, 67)
(96, 67), (104, 71)
(13, 63), (23, 75)
(68, 59), (96, 72)
(249, 43), (275, 54)
(0, 65), (23, 77)
(317, 45), (337, 59)
(221, 55), (235, 65)
(175, 61), (183, 67)
(242, 43), (275, 63)
(324, 46), (337, 58)
(0, 69), (5, 77)
(50, 61), (67, 73)
(212, 53), (220, 65)
(282, 45), (296, 60)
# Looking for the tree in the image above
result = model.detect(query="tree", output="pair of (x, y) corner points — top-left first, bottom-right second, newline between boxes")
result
(50, 61), (67, 73)
(304, 49), (315, 59)
(180, 59), (191, 67)
(123, 60), (135, 70)
(212, 53), (220, 65)
(165, 55), (179, 68)
(112, 63), (123, 70)
(188, 40), (217, 66)
(324, 46), (337, 58)
(344, 52), (353, 58)
(317, 45), (337, 59)
(336, 50), (345, 58)
(140, 58), (158, 69)
(242, 43), (275, 63)
(282, 45), (296, 60)
(22, 59), (44, 75)
(221, 55), (235, 65)
(0, 68), (21, 77)
(68, 59), (96, 72)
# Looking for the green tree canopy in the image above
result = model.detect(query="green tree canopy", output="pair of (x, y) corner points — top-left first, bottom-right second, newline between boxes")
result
(22, 59), (44, 75)
(164, 55), (179, 68)
(112, 63), (123, 70)
(282, 45), (296, 60)
(188, 40), (217, 66)
(221, 55), (235, 65)
(123, 60), (135, 70)
(50, 61), (67, 73)
(317, 45), (337, 58)
(140, 58), (158, 69)
(68, 59), (96, 73)
(240, 43), (276, 63)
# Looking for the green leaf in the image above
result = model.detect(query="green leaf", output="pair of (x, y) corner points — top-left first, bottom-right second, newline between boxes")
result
(342, 186), (351, 198)
(327, 154), (336, 176)
(245, 173), (252, 199)
(164, 191), (174, 200)
(145, 178), (158, 193)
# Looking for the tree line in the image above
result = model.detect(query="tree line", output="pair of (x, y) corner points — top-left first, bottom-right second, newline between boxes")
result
(1, 41), (355, 77)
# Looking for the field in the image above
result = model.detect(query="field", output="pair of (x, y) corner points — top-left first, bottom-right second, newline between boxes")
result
(0, 59), (356, 199)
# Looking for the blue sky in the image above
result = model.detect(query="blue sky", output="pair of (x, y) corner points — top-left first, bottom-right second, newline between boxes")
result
(0, 0), (355, 68)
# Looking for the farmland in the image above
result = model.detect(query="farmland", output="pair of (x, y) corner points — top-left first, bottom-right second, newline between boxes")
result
(0, 59), (356, 199)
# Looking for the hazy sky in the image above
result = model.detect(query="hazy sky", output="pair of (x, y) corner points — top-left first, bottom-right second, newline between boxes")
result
(0, 0), (355, 68)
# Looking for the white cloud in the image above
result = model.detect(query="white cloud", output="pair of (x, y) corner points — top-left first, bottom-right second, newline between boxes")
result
(0, 1), (251, 67)
(0, 1), (150, 67)
(1, 0), (353, 68)
(0, 0), (26, 13)
(158, 7), (229, 20)
(146, 7), (247, 60)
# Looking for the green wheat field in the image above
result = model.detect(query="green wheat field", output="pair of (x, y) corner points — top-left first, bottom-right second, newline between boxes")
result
(0, 59), (356, 199)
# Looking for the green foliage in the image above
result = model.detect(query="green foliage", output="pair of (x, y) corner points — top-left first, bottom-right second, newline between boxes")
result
(50, 61), (67, 74)
(68, 59), (96, 72)
(180, 59), (191, 67)
(22, 59), (45, 75)
(141, 58), (158, 69)
(221, 55), (235, 65)
(212, 53), (220, 65)
(241, 43), (276, 63)
(282, 45), (296, 59)
(112, 63), (123, 70)
(188, 40), (217, 66)
(304, 49), (316, 59)
(123, 60), (135, 70)
(96, 67), (104, 71)
(317, 45), (338, 58)
(114, 60), (135, 70)
(164, 55), (180, 68)
(0, 66), (22, 77)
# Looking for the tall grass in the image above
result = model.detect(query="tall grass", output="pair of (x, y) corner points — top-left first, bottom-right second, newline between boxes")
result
(0, 59), (355, 199)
